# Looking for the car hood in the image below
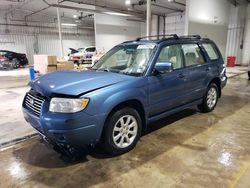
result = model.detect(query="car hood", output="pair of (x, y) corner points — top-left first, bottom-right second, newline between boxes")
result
(30, 70), (132, 97)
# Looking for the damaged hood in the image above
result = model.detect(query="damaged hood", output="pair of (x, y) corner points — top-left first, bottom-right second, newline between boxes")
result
(29, 70), (131, 96)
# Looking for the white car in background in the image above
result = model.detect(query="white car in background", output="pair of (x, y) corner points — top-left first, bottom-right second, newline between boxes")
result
(69, 46), (97, 64)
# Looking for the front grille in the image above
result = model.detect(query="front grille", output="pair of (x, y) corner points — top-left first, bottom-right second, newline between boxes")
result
(24, 92), (45, 116)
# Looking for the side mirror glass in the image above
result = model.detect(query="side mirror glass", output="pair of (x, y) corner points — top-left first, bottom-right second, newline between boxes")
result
(154, 62), (173, 74)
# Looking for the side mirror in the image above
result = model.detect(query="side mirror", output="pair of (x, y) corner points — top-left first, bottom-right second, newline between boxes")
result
(154, 62), (173, 75)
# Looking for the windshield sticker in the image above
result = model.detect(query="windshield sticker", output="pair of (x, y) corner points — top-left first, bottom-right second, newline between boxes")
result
(137, 44), (155, 49)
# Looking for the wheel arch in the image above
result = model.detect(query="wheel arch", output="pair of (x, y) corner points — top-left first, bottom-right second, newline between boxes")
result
(209, 77), (221, 97)
(101, 99), (146, 139)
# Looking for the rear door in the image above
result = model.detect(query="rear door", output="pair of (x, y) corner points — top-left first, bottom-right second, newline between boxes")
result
(181, 43), (209, 102)
(201, 42), (223, 79)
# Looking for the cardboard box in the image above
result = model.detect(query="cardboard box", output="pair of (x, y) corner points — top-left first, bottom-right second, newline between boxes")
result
(47, 65), (57, 72)
(57, 61), (74, 71)
(34, 55), (57, 74)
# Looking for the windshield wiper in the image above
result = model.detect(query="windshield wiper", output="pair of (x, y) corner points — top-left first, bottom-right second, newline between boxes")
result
(98, 68), (121, 73)
(119, 71), (141, 77)
(98, 68), (110, 72)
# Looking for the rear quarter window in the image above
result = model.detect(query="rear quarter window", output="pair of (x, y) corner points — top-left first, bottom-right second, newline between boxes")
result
(203, 43), (219, 61)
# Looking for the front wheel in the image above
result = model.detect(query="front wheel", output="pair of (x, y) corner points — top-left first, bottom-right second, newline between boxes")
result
(103, 107), (142, 155)
(198, 83), (219, 113)
(12, 58), (20, 69)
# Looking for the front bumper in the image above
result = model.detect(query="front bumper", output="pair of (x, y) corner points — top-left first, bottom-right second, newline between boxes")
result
(22, 107), (106, 147)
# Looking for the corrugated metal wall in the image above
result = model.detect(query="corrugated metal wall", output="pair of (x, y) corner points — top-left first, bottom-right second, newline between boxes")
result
(0, 34), (35, 64)
(142, 12), (185, 37)
(37, 34), (94, 56)
(0, 25), (95, 64)
(165, 12), (185, 36)
(226, 4), (246, 65)
(242, 4), (250, 66)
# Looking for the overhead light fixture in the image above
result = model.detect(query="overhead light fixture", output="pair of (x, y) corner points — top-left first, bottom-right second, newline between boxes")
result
(125, 0), (131, 5)
(62, 23), (77, 26)
(103, 12), (131, 17)
(168, 0), (174, 2)
(73, 14), (78, 18)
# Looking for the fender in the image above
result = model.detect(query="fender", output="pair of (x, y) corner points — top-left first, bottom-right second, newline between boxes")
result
(101, 87), (148, 116)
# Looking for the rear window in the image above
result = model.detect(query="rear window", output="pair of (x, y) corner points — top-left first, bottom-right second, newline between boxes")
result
(203, 43), (219, 60)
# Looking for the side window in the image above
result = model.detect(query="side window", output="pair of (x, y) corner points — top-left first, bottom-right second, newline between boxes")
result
(156, 44), (184, 70)
(0, 51), (6, 56)
(203, 43), (219, 60)
(182, 44), (205, 66)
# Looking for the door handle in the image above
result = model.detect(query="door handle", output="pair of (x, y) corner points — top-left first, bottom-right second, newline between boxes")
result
(178, 73), (185, 79)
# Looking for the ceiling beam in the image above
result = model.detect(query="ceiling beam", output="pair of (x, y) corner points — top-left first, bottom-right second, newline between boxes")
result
(58, 0), (145, 18)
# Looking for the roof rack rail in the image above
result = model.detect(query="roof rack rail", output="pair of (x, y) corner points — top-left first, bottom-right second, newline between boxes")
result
(136, 34), (179, 41)
(179, 35), (201, 39)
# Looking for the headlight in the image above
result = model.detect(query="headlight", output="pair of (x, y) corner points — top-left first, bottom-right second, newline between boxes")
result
(49, 98), (89, 113)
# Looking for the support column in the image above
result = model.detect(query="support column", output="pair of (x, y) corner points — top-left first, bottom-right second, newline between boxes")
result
(157, 15), (160, 39)
(56, 2), (63, 57)
(163, 15), (166, 35)
(146, 0), (151, 37)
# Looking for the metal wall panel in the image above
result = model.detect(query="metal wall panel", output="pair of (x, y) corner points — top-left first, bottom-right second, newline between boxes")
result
(0, 34), (35, 64)
(242, 5), (250, 66)
(165, 12), (185, 36)
(0, 25), (95, 64)
(37, 34), (95, 57)
(226, 4), (246, 65)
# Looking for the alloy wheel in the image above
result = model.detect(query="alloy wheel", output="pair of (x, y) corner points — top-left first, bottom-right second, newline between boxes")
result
(207, 87), (217, 109)
(112, 115), (138, 148)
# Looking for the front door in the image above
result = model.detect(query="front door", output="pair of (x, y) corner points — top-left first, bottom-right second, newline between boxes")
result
(147, 44), (187, 117)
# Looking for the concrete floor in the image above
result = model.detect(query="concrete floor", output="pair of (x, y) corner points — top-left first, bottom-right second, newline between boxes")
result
(0, 74), (249, 188)
(0, 68), (29, 89)
(0, 87), (35, 146)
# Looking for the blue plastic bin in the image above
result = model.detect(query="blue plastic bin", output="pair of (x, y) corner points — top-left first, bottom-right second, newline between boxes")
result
(29, 66), (35, 81)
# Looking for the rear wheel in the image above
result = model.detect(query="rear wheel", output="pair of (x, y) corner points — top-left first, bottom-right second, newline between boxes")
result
(103, 107), (142, 155)
(198, 83), (219, 113)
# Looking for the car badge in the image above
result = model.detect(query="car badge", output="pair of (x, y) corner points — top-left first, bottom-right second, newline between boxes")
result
(30, 98), (34, 105)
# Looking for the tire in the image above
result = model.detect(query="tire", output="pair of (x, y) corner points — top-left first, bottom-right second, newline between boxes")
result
(5, 62), (14, 70)
(198, 83), (219, 113)
(103, 107), (142, 155)
(248, 71), (250, 80)
(12, 58), (20, 69)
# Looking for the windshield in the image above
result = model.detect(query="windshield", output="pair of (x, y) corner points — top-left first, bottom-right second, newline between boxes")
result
(92, 44), (156, 76)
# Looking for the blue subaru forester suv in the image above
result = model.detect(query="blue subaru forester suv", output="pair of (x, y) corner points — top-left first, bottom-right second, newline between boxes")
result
(23, 35), (227, 155)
